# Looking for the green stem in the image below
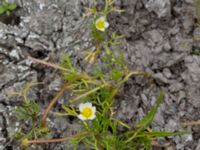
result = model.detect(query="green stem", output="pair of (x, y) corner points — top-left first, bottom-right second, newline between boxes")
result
(117, 70), (150, 87)
(103, 0), (108, 16)
(72, 84), (107, 102)
(83, 121), (90, 131)
(103, 87), (119, 114)
(125, 128), (144, 143)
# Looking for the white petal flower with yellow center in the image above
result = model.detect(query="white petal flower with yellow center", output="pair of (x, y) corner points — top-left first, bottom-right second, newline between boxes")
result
(78, 102), (96, 120)
(95, 16), (109, 32)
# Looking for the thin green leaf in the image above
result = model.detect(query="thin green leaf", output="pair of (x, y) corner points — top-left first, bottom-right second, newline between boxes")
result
(136, 91), (164, 129)
(112, 118), (130, 129)
(138, 131), (191, 138)
(62, 105), (77, 116)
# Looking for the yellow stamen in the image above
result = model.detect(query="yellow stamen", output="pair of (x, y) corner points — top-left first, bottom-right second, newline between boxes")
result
(96, 20), (105, 30)
(82, 108), (92, 118)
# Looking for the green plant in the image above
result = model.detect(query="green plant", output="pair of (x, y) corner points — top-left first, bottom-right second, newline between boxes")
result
(191, 47), (200, 56)
(0, 0), (17, 16)
(83, 0), (124, 64)
(10, 82), (50, 146)
(12, 0), (190, 149)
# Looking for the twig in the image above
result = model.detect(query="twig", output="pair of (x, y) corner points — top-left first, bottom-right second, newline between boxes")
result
(28, 56), (101, 85)
(28, 56), (71, 72)
(71, 84), (106, 102)
(41, 83), (69, 128)
(25, 132), (89, 145)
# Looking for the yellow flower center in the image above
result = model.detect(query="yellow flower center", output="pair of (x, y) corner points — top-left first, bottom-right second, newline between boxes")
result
(96, 20), (105, 29)
(82, 107), (93, 118)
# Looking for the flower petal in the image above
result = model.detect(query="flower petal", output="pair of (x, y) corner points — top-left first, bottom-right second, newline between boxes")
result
(89, 114), (96, 120)
(104, 22), (109, 28)
(78, 114), (87, 120)
(79, 103), (85, 112)
(83, 102), (92, 108)
(91, 106), (96, 113)
(79, 102), (92, 112)
(98, 28), (105, 32)
(97, 16), (106, 22)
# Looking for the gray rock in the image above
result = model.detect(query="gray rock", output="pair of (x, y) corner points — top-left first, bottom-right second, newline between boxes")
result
(152, 108), (165, 126)
(166, 146), (176, 150)
(141, 93), (148, 106)
(183, 56), (200, 107)
(183, 15), (194, 33)
(174, 133), (193, 150)
(177, 91), (186, 104)
(143, 29), (163, 46)
(153, 73), (169, 84)
(164, 119), (179, 132)
(54, 117), (69, 132)
(169, 81), (184, 92)
(143, 0), (171, 17)
(9, 49), (20, 60)
(0, 104), (7, 113)
(163, 68), (172, 78)
(115, 97), (138, 122)
(48, 76), (62, 91)
(133, 41), (153, 67)
(185, 0), (194, 4)
(195, 139), (200, 150)
(0, 65), (16, 89)
(137, 108), (145, 122)
(0, 115), (4, 130)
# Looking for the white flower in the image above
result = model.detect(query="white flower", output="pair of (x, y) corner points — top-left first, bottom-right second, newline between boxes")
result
(78, 102), (96, 120)
(95, 16), (109, 32)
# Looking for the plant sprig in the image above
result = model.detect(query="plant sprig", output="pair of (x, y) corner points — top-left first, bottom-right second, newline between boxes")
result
(0, 0), (17, 16)
(12, 0), (191, 149)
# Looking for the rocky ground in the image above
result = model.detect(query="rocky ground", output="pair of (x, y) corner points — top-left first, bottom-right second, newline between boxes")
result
(0, 0), (200, 150)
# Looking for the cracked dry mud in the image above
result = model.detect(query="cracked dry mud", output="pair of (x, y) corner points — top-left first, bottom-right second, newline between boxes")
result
(0, 0), (200, 150)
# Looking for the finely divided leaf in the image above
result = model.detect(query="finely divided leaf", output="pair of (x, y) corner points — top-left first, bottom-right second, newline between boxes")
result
(16, 101), (40, 120)
(60, 53), (74, 71)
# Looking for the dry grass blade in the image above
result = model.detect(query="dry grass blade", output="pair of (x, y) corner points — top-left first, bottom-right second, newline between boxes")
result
(182, 120), (200, 126)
